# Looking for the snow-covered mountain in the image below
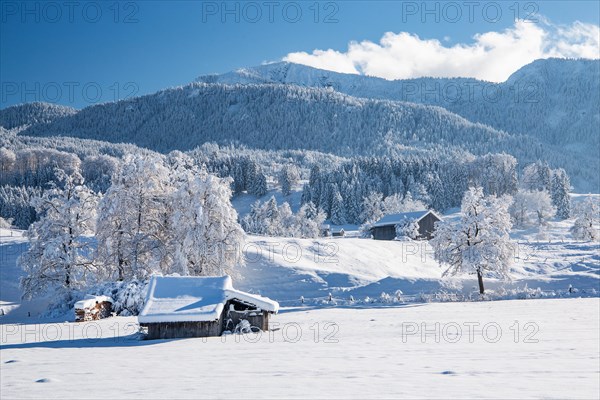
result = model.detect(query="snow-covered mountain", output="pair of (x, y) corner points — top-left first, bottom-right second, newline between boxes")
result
(0, 102), (77, 130)
(201, 59), (600, 152)
(1, 58), (598, 190)
(9, 84), (525, 157)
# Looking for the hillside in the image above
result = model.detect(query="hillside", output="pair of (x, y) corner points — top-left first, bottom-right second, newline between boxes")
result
(204, 59), (600, 151)
(0, 102), (77, 130)
(2, 204), (598, 317)
(13, 84), (513, 155)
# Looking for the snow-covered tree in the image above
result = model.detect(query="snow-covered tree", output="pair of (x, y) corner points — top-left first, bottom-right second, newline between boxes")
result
(529, 190), (556, 226)
(509, 190), (555, 228)
(263, 196), (281, 236)
(296, 202), (326, 238)
(382, 193), (403, 214)
(241, 198), (325, 238)
(95, 155), (173, 281)
(240, 201), (264, 234)
(19, 170), (99, 300)
(330, 190), (346, 225)
(248, 168), (267, 197)
(399, 192), (428, 213)
(570, 197), (599, 241)
(431, 187), (513, 294)
(407, 180), (430, 206)
(278, 165), (300, 196)
(0, 216), (13, 229)
(0, 185), (40, 229)
(509, 191), (531, 228)
(170, 167), (244, 276)
(277, 202), (296, 234)
(0, 147), (16, 178)
(360, 192), (383, 224)
(550, 169), (571, 219)
(395, 218), (419, 240)
(522, 161), (551, 192)
(81, 154), (120, 193)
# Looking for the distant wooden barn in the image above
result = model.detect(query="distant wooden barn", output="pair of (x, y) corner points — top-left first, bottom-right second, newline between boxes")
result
(370, 210), (442, 240)
(138, 276), (279, 340)
(332, 228), (345, 237)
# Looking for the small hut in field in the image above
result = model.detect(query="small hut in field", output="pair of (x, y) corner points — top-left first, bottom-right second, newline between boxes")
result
(138, 276), (279, 340)
(74, 295), (114, 322)
(370, 210), (442, 240)
(332, 228), (346, 237)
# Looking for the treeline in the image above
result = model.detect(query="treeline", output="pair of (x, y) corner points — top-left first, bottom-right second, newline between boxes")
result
(19, 153), (244, 305)
(0, 147), (119, 227)
(0, 131), (156, 228)
(300, 153), (519, 224)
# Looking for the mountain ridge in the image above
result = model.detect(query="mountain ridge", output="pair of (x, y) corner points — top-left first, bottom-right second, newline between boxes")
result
(1, 58), (598, 191)
(201, 58), (600, 150)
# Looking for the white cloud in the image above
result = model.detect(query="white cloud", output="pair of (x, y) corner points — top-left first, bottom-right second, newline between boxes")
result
(283, 20), (600, 82)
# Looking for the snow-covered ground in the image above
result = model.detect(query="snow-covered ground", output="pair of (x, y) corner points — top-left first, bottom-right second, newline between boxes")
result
(1, 198), (599, 398)
(1, 298), (598, 399)
(1, 200), (599, 316)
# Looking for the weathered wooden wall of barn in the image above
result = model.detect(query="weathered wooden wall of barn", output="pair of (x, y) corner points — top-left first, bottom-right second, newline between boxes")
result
(371, 225), (396, 240)
(144, 314), (224, 340)
(418, 213), (440, 239)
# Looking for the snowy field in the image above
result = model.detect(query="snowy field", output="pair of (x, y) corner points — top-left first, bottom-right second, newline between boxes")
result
(1, 298), (599, 399)
(1, 197), (599, 399)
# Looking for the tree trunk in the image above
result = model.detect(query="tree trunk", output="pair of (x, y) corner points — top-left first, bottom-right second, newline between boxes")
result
(477, 269), (485, 294)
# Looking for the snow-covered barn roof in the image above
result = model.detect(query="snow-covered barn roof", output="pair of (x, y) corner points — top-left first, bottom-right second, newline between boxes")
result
(371, 210), (441, 228)
(138, 275), (279, 324)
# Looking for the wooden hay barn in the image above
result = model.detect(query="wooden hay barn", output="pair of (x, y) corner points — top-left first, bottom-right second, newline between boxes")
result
(370, 210), (442, 240)
(332, 228), (345, 237)
(138, 276), (279, 340)
(74, 295), (113, 322)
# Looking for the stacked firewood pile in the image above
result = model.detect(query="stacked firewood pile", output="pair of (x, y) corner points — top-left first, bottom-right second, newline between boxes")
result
(74, 296), (114, 322)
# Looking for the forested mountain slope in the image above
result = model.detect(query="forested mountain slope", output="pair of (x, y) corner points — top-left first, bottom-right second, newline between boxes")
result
(13, 84), (516, 156)
(2, 59), (598, 190)
(0, 102), (77, 130)
(204, 59), (600, 151)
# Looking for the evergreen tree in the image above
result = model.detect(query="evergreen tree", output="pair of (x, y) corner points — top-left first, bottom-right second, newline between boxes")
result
(278, 165), (299, 196)
(249, 169), (268, 197)
(330, 190), (346, 225)
(551, 169), (572, 219)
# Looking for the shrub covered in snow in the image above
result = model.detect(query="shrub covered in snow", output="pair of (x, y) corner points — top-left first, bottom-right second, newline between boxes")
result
(570, 197), (599, 241)
(93, 279), (149, 316)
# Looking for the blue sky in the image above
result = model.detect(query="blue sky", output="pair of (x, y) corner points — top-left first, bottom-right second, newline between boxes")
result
(1, 1), (599, 109)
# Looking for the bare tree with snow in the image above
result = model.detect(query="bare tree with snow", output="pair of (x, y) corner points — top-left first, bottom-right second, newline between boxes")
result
(570, 197), (599, 241)
(509, 190), (556, 228)
(170, 164), (244, 276)
(431, 187), (513, 294)
(360, 192), (384, 224)
(95, 155), (173, 281)
(19, 170), (99, 300)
